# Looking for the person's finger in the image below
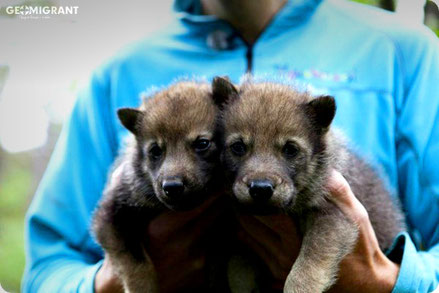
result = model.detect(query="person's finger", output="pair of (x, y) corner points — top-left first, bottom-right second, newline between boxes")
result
(326, 169), (383, 266)
(326, 169), (369, 226)
(155, 252), (207, 292)
(253, 214), (300, 240)
(326, 169), (356, 207)
(237, 214), (282, 250)
(108, 162), (128, 187)
(95, 256), (124, 293)
(237, 215), (297, 274)
(167, 200), (227, 251)
(148, 192), (225, 240)
(237, 226), (288, 282)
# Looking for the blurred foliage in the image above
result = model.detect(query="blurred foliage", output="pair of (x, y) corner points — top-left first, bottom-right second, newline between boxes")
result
(351, 0), (382, 6)
(426, 1), (439, 36)
(351, 0), (439, 36)
(0, 151), (33, 292)
(0, 123), (59, 292)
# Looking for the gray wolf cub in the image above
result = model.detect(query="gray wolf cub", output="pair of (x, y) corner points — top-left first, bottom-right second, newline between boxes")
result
(212, 77), (406, 293)
(93, 81), (223, 293)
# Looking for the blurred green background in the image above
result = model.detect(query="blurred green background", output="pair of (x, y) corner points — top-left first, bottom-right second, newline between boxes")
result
(0, 0), (438, 292)
(0, 151), (36, 292)
(0, 128), (59, 292)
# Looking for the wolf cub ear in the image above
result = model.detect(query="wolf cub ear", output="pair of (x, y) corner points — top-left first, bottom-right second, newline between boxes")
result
(117, 108), (143, 135)
(212, 76), (239, 108)
(306, 95), (336, 133)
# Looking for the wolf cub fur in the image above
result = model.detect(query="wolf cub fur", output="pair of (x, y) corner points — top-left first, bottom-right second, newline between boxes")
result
(93, 81), (222, 293)
(212, 77), (406, 293)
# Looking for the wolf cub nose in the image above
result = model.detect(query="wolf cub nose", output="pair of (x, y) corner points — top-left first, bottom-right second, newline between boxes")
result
(248, 180), (274, 201)
(162, 179), (184, 197)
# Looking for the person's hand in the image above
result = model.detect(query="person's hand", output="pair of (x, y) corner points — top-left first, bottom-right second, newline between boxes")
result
(95, 163), (226, 293)
(94, 256), (124, 293)
(326, 169), (400, 292)
(236, 169), (400, 292)
(236, 213), (301, 290)
(145, 193), (226, 292)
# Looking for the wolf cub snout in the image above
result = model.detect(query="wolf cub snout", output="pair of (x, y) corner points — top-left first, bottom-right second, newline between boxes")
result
(212, 76), (406, 292)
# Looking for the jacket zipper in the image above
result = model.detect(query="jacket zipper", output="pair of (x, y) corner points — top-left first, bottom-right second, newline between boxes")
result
(246, 44), (253, 73)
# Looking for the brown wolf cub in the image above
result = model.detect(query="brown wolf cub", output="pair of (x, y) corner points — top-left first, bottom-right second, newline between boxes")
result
(212, 77), (406, 293)
(93, 81), (223, 293)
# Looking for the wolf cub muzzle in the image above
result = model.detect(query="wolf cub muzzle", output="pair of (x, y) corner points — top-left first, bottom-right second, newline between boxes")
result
(212, 76), (406, 292)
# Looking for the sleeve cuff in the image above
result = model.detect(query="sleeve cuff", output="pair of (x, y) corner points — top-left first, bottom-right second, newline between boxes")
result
(80, 260), (104, 293)
(386, 232), (421, 293)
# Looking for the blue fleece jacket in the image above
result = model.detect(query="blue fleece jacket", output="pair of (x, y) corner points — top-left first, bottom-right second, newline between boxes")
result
(22, 0), (439, 292)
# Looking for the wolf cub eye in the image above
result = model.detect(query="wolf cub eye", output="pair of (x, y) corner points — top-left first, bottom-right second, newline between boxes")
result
(149, 144), (163, 160)
(283, 142), (299, 158)
(193, 138), (211, 153)
(230, 141), (247, 156)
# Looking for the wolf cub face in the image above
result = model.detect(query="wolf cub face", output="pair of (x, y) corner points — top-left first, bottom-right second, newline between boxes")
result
(213, 77), (336, 213)
(119, 82), (220, 210)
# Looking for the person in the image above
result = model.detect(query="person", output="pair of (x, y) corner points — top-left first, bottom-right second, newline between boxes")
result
(22, 0), (439, 292)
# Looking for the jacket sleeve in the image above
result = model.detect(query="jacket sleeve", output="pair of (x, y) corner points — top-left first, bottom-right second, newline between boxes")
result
(388, 26), (439, 293)
(22, 67), (118, 292)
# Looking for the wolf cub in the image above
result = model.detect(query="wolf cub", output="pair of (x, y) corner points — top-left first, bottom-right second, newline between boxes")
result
(93, 81), (222, 293)
(212, 77), (406, 293)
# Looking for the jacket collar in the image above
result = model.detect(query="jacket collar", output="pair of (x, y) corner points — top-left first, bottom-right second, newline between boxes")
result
(173, 0), (324, 48)
(174, 0), (323, 50)
(174, 0), (323, 27)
